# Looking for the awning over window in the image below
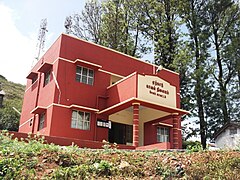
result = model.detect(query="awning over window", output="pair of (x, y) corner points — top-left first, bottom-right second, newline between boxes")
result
(152, 122), (173, 127)
(74, 59), (102, 70)
(31, 106), (47, 114)
(70, 104), (99, 112)
(26, 71), (38, 80)
(37, 62), (53, 73)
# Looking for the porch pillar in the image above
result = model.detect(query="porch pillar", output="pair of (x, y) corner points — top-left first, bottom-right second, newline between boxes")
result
(132, 103), (140, 147)
(172, 114), (182, 149)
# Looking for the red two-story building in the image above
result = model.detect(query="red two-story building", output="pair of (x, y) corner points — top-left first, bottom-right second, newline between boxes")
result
(19, 34), (188, 150)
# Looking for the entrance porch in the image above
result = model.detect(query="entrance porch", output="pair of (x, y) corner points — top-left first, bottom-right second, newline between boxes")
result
(98, 72), (188, 149)
(99, 99), (187, 149)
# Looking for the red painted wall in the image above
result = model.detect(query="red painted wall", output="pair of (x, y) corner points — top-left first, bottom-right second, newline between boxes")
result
(144, 116), (174, 148)
(50, 105), (95, 140)
(49, 105), (110, 142)
(59, 35), (154, 77)
(136, 142), (171, 150)
(58, 34), (181, 109)
(19, 34), (183, 149)
(36, 106), (53, 136)
(19, 80), (38, 132)
(106, 73), (137, 107)
(4, 131), (135, 150)
(20, 36), (62, 133)
(96, 126), (109, 142)
(55, 60), (109, 108)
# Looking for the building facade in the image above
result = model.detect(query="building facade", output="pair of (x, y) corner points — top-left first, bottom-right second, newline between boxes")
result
(19, 34), (188, 149)
(214, 122), (240, 149)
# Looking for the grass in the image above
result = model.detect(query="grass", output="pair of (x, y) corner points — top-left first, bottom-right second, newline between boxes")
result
(0, 131), (240, 179)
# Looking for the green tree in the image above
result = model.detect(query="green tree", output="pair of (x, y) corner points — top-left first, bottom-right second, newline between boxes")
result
(65, 0), (103, 44)
(131, 0), (181, 69)
(0, 102), (20, 131)
(180, 0), (240, 145)
(101, 0), (139, 57)
(180, 0), (211, 148)
(65, 0), (148, 58)
(203, 0), (240, 124)
(0, 75), (24, 131)
(221, 14), (240, 121)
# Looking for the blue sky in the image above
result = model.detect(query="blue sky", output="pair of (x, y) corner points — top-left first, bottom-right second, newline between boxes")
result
(0, 0), (86, 84)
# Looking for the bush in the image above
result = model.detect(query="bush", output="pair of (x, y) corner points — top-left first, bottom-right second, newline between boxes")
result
(1, 131), (240, 179)
(183, 140), (203, 152)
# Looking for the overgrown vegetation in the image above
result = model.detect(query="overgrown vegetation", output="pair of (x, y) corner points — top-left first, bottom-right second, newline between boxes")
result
(0, 131), (240, 179)
(0, 75), (25, 131)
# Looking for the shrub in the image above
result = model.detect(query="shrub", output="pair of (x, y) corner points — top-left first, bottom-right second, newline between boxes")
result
(186, 141), (203, 153)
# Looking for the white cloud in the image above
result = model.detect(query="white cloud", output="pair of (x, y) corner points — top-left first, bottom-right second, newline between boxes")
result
(0, 3), (36, 84)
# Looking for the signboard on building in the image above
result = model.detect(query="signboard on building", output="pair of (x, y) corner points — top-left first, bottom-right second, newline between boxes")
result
(97, 119), (111, 129)
(137, 74), (176, 107)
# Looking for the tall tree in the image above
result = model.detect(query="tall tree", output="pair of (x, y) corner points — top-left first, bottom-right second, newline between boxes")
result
(65, 0), (148, 58)
(101, 0), (138, 56)
(203, 0), (240, 124)
(221, 14), (240, 120)
(130, 0), (181, 69)
(65, 0), (103, 44)
(180, 0), (210, 148)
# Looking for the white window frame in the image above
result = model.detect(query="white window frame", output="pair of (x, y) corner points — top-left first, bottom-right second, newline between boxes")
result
(76, 66), (94, 85)
(71, 110), (90, 130)
(157, 127), (170, 143)
(38, 113), (45, 130)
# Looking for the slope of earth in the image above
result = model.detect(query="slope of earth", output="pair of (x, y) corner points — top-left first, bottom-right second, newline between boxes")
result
(0, 131), (240, 179)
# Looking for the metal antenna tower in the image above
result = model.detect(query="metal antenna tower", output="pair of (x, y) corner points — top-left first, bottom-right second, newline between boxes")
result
(36, 18), (48, 61)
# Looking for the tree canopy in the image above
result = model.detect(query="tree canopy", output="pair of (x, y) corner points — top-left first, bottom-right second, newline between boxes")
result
(0, 75), (24, 131)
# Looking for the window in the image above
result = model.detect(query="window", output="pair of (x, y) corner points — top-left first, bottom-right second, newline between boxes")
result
(30, 119), (33, 126)
(76, 66), (94, 85)
(230, 127), (237, 135)
(157, 127), (170, 142)
(71, 110), (90, 130)
(38, 113), (45, 130)
(44, 70), (51, 86)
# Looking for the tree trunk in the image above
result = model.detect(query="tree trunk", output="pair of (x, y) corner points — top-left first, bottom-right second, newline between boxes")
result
(238, 69), (240, 89)
(132, 23), (139, 57)
(124, 5), (129, 55)
(165, 0), (174, 70)
(191, 0), (207, 149)
(194, 36), (207, 149)
(237, 56), (240, 89)
(214, 30), (229, 124)
(113, 1), (119, 49)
